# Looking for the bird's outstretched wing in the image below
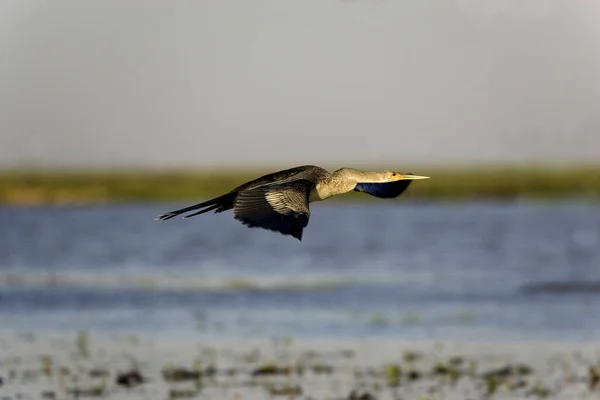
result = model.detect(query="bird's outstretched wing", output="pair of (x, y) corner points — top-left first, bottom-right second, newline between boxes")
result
(354, 180), (413, 199)
(233, 179), (313, 241)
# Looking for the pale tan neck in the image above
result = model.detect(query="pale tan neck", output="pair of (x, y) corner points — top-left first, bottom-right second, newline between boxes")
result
(309, 168), (385, 202)
(333, 168), (386, 183)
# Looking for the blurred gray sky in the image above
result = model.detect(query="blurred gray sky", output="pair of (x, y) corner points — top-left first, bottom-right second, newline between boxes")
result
(1, 0), (599, 168)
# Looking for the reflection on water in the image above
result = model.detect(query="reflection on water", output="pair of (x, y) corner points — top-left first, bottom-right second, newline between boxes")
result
(1, 201), (600, 340)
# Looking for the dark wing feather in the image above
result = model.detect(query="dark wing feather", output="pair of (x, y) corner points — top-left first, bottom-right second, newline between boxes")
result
(354, 180), (412, 199)
(231, 165), (321, 192)
(233, 179), (313, 241)
(155, 166), (321, 222)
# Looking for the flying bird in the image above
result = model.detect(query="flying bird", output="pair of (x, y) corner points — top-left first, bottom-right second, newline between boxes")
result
(155, 165), (429, 241)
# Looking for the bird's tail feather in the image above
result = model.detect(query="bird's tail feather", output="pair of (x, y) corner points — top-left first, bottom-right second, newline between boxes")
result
(183, 204), (219, 218)
(154, 197), (223, 221)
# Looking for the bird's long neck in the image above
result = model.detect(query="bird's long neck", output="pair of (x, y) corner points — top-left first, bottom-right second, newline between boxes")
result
(335, 168), (386, 183)
(310, 168), (383, 201)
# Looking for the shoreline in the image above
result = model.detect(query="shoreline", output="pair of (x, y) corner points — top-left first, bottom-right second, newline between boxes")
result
(2, 331), (600, 399)
(2, 165), (600, 206)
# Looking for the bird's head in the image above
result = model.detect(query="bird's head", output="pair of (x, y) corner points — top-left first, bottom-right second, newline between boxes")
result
(385, 171), (430, 182)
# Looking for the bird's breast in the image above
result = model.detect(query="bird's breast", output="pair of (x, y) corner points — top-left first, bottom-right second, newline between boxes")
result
(310, 181), (348, 202)
(308, 187), (326, 202)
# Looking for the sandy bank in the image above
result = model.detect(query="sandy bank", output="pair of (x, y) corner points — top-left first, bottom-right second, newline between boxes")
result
(1, 332), (600, 399)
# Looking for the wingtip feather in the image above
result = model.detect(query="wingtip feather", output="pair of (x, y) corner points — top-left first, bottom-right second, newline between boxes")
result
(154, 213), (176, 221)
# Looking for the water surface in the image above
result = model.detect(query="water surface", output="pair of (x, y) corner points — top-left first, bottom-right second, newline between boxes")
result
(1, 201), (599, 341)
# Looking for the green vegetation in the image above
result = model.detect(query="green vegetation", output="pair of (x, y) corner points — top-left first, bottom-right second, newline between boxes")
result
(1, 165), (600, 205)
(76, 330), (90, 358)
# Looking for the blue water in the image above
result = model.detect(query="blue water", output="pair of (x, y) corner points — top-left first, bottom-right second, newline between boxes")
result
(1, 201), (600, 341)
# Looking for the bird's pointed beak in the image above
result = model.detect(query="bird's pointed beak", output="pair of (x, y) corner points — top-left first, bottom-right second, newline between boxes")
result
(398, 174), (430, 180)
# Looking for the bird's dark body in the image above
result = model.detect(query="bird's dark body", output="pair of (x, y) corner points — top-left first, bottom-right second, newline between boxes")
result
(156, 165), (420, 241)
(156, 165), (321, 240)
(353, 180), (413, 199)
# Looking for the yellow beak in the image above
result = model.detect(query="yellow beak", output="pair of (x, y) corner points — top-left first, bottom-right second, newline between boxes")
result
(398, 174), (430, 180)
